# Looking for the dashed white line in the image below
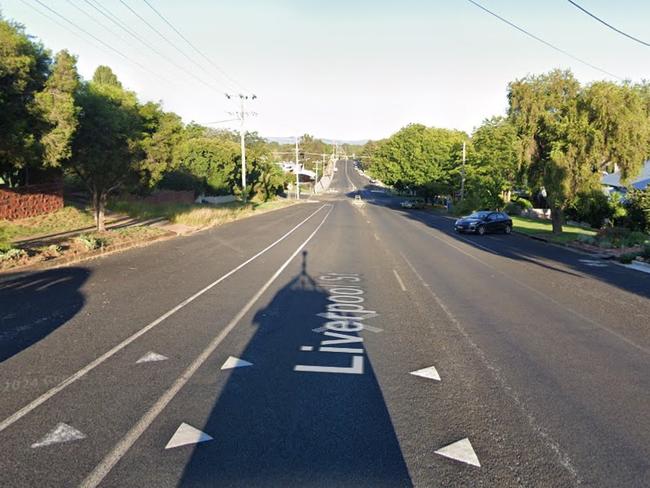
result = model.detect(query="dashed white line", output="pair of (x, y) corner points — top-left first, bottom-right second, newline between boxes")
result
(392, 269), (407, 291)
(0, 204), (330, 435)
(80, 206), (333, 488)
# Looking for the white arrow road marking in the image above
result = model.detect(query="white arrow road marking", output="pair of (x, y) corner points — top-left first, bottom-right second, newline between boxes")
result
(165, 423), (213, 449)
(410, 366), (441, 381)
(220, 356), (253, 370)
(31, 423), (86, 448)
(136, 352), (168, 363)
(435, 438), (481, 467)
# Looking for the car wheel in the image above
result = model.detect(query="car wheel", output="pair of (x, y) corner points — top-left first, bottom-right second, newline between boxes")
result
(477, 225), (486, 236)
(504, 225), (512, 235)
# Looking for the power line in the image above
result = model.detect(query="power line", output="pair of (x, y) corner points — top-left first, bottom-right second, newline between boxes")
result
(465, 0), (623, 80)
(79, 0), (225, 95)
(29, 0), (177, 85)
(141, 0), (251, 93)
(567, 0), (650, 48)
(117, 0), (235, 94)
(65, 0), (127, 42)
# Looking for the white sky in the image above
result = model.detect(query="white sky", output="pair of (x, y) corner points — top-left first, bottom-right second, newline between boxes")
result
(2, 0), (649, 141)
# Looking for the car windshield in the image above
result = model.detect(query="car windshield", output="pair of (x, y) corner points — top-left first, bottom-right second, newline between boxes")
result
(467, 211), (490, 219)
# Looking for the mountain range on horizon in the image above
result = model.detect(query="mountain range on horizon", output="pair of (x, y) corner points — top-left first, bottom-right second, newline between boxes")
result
(264, 136), (369, 146)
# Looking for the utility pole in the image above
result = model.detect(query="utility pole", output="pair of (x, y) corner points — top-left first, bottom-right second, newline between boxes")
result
(295, 136), (300, 200)
(226, 93), (257, 202)
(460, 141), (466, 201)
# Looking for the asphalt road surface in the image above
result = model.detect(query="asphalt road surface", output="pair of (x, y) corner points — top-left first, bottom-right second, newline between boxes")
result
(1, 161), (649, 487)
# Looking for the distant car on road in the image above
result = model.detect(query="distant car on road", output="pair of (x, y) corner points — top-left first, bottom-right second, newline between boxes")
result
(455, 211), (512, 235)
(400, 199), (425, 209)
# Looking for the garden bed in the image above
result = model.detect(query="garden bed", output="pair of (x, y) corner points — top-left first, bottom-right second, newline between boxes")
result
(0, 226), (169, 272)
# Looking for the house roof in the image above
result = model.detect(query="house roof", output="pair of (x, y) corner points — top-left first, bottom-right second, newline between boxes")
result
(601, 160), (650, 190)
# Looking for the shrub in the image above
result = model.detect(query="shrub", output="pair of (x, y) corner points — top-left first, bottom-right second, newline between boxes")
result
(618, 253), (637, 264)
(622, 231), (649, 247)
(76, 234), (109, 251)
(624, 187), (650, 232)
(567, 190), (612, 229)
(642, 244), (650, 259)
(0, 228), (11, 253)
(514, 197), (533, 209)
(0, 248), (26, 262)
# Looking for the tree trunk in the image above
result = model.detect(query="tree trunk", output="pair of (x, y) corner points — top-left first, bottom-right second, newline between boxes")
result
(550, 205), (563, 234)
(94, 191), (106, 232)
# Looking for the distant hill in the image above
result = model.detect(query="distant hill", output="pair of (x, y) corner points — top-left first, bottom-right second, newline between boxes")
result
(264, 136), (369, 146)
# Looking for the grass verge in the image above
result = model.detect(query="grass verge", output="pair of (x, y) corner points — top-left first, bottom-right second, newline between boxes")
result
(511, 216), (596, 244)
(0, 206), (95, 242)
(110, 198), (295, 229)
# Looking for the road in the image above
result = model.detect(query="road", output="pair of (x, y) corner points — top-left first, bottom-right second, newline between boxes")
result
(1, 160), (649, 487)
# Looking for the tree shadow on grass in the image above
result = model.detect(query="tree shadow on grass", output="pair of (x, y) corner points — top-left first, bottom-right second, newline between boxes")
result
(179, 251), (412, 487)
(0, 267), (89, 363)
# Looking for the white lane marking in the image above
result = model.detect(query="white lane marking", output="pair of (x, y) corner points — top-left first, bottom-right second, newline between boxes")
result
(344, 160), (357, 191)
(410, 366), (440, 381)
(0, 204), (329, 435)
(220, 356), (252, 370)
(164, 423), (213, 449)
(392, 269), (407, 291)
(399, 252), (581, 481)
(31, 423), (86, 448)
(136, 352), (168, 364)
(435, 438), (481, 467)
(80, 206), (333, 488)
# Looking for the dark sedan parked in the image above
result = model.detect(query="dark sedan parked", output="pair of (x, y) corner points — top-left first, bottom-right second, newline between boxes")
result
(454, 211), (513, 235)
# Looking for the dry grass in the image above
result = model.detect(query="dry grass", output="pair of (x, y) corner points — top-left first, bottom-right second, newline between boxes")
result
(111, 198), (296, 229)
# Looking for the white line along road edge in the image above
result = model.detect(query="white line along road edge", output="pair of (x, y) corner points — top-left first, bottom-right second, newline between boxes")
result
(80, 205), (334, 488)
(0, 204), (329, 434)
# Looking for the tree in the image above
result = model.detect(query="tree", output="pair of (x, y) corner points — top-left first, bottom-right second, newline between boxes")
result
(34, 50), (80, 168)
(509, 70), (650, 233)
(368, 124), (466, 195)
(0, 17), (50, 185)
(469, 116), (521, 207)
(92, 65), (122, 88)
(138, 101), (184, 189)
(69, 69), (142, 231)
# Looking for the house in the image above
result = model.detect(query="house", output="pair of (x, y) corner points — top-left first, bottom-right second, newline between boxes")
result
(601, 160), (650, 194)
(278, 162), (317, 183)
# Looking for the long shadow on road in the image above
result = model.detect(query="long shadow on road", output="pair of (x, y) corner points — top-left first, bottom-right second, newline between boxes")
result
(0, 268), (89, 363)
(358, 189), (650, 301)
(179, 252), (412, 487)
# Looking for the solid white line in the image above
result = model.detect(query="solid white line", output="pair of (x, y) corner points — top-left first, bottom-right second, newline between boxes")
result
(0, 204), (329, 434)
(392, 269), (407, 291)
(80, 206), (333, 488)
(398, 251), (581, 482)
(344, 160), (357, 191)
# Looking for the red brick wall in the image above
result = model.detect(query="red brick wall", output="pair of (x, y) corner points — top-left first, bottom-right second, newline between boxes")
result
(0, 181), (64, 220)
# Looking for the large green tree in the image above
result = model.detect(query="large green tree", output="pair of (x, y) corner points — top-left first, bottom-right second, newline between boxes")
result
(34, 50), (80, 168)
(369, 124), (466, 195)
(138, 101), (184, 188)
(69, 68), (142, 231)
(509, 70), (650, 233)
(468, 116), (521, 208)
(0, 17), (50, 185)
